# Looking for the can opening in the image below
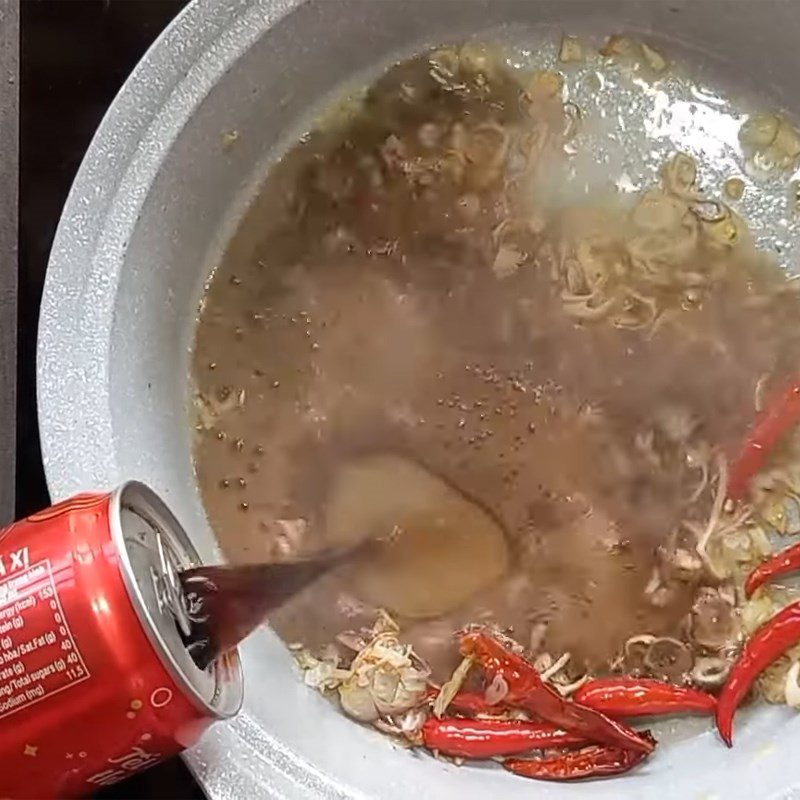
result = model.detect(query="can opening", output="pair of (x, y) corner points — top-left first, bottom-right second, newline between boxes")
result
(110, 481), (243, 719)
(150, 525), (192, 638)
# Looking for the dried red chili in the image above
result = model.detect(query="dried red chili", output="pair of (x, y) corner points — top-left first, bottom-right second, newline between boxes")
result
(573, 677), (716, 717)
(422, 717), (586, 758)
(728, 376), (800, 501)
(444, 690), (503, 716)
(503, 731), (656, 781)
(745, 541), (800, 597)
(424, 685), (503, 717)
(459, 630), (654, 754)
(717, 599), (800, 746)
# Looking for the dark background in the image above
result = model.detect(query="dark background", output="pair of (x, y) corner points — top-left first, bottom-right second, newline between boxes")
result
(19, 1), (203, 796)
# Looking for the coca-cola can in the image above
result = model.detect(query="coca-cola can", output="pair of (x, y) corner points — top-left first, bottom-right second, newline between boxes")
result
(0, 481), (243, 798)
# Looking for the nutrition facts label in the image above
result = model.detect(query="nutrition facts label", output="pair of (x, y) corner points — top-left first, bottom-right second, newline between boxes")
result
(0, 558), (90, 719)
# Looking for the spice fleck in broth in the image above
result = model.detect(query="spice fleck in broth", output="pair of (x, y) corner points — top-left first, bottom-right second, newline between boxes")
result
(191, 38), (800, 779)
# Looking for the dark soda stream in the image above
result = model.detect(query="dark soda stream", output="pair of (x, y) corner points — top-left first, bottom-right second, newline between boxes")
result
(178, 546), (368, 669)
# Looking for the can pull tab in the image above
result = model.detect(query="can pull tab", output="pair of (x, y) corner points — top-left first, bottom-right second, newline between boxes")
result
(150, 527), (192, 638)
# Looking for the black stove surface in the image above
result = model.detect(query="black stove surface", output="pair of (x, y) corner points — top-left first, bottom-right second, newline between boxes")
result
(20, 1), (203, 796)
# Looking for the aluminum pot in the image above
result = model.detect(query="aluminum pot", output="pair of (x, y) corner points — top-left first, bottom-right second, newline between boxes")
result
(37, 1), (800, 797)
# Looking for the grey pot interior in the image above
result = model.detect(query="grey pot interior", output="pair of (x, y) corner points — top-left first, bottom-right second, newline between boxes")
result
(37, 1), (800, 797)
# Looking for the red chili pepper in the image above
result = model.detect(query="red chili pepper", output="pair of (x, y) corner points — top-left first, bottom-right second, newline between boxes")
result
(717, 599), (800, 746)
(424, 686), (501, 716)
(728, 376), (800, 501)
(503, 731), (656, 781)
(446, 690), (504, 716)
(572, 677), (716, 717)
(444, 681), (715, 719)
(745, 541), (800, 598)
(460, 631), (654, 754)
(422, 717), (587, 758)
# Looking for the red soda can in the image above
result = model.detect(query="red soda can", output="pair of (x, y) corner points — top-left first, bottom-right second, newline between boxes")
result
(0, 481), (242, 798)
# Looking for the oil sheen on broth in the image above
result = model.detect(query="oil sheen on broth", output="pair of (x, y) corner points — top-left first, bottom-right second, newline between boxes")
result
(191, 44), (800, 682)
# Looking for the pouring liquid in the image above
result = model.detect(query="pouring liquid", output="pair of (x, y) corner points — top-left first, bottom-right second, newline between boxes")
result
(178, 455), (511, 669)
(180, 554), (359, 669)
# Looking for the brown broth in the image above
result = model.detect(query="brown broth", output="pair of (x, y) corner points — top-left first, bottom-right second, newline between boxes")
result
(191, 51), (800, 680)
